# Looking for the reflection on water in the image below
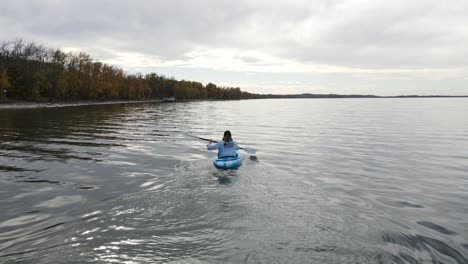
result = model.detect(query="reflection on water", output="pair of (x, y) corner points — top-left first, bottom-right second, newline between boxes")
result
(1, 99), (468, 263)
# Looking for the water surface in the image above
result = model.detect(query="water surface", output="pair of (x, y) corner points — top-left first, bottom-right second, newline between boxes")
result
(1, 99), (467, 263)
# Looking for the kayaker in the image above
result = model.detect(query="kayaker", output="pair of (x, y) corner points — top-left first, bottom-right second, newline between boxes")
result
(207, 130), (240, 158)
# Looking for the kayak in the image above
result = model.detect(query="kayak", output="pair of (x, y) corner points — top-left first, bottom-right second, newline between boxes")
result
(213, 153), (244, 169)
(213, 152), (244, 169)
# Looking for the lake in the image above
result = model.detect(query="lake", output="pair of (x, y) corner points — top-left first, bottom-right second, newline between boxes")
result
(1, 98), (467, 263)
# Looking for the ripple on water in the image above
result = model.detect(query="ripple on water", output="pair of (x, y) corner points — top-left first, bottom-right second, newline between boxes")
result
(34, 195), (85, 208)
(416, 221), (458, 235)
(382, 232), (468, 264)
(0, 213), (50, 229)
(378, 198), (425, 209)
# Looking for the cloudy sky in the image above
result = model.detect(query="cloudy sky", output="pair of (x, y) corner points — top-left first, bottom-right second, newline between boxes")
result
(1, 0), (468, 95)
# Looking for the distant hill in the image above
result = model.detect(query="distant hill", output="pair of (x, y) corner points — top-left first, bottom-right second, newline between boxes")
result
(256, 93), (468, 99)
(257, 93), (379, 98)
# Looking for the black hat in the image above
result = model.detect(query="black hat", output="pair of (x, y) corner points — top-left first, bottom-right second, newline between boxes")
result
(224, 130), (231, 137)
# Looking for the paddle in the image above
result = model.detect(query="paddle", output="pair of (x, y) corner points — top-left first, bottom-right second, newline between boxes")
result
(184, 132), (257, 154)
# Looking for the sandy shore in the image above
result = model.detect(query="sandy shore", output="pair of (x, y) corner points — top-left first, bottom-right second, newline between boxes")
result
(0, 99), (163, 109)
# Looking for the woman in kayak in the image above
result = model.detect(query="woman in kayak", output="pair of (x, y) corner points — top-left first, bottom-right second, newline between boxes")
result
(207, 130), (240, 158)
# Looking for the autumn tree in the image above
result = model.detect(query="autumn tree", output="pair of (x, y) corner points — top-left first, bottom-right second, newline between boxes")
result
(0, 68), (11, 97)
(0, 39), (258, 101)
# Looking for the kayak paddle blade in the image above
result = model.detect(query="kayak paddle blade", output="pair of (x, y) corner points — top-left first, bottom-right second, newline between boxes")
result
(184, 132), (199, 140)
(241, 147), (256, 154)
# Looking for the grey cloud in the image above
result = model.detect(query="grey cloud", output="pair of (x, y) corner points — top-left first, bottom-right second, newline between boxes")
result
(278, 1), (468, 68)
(1, 0), (468, 70)
(233, 55), (262, 64)
(2, 0), (254, 58)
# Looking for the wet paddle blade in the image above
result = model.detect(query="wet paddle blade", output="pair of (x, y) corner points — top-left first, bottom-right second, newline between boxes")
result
(184, 132), (200, 140)
(241, 147), (256, 154)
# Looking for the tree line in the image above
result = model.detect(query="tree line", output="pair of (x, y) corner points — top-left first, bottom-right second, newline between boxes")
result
(0, 39), (257, 101)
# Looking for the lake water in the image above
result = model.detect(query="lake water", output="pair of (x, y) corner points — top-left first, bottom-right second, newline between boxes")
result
(1, 98), (467, 264)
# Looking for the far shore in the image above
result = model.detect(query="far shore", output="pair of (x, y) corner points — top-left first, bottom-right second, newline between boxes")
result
(1, 95), (467, 110)
(0, 99), (164, 109)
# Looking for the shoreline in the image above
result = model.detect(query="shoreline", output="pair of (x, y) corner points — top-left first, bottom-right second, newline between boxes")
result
(0, 99), (163, 109)
(1, 96), (467, 109)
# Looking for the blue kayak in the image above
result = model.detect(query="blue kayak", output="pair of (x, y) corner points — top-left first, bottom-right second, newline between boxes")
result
(213, 152), (244, 169)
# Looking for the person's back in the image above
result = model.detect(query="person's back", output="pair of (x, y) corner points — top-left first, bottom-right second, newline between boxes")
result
(207, 130), (239, 157)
